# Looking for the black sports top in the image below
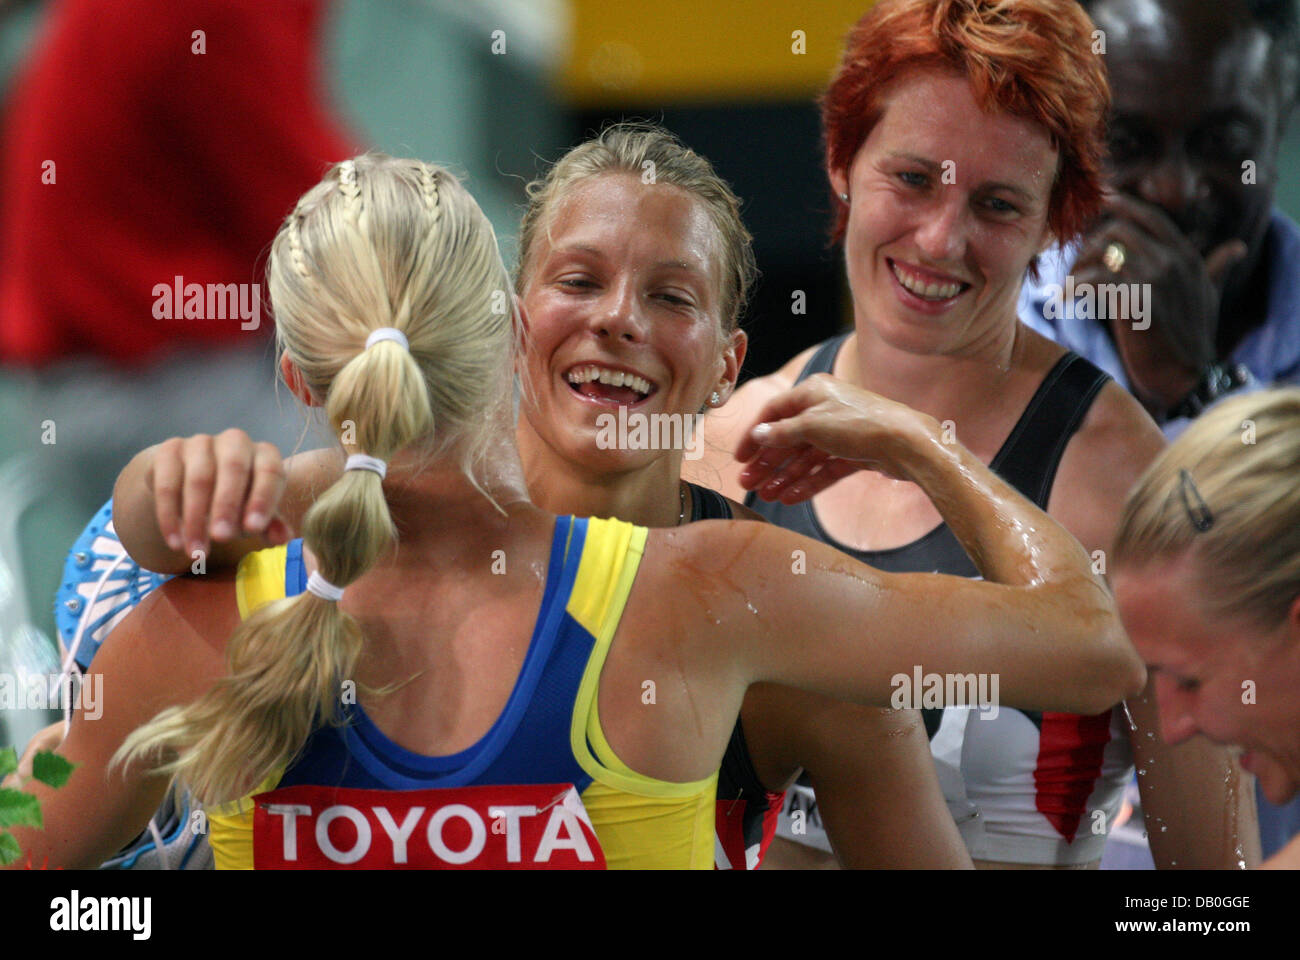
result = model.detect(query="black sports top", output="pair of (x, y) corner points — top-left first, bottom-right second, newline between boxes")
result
(683, 480), (781, 868)
(686, 478), (735, 521)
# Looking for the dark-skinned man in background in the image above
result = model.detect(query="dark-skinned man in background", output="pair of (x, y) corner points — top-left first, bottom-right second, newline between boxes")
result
(1022, 0), (1300, 860)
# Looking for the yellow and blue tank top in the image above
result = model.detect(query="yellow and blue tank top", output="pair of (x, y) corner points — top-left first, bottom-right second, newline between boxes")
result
(208, 515), (717, 870)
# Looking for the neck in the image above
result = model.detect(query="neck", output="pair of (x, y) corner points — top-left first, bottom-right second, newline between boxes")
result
(516, 417), (685, 528)
(381, 424), (535, 538)
(845, 308), (1028, 424)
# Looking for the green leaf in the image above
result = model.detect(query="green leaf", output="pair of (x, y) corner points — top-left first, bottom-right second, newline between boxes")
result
(31, 751), (75, 789)
(0, 830), (20, 866)
(0, 746), (16, 780)
(0, 788), (42, 829)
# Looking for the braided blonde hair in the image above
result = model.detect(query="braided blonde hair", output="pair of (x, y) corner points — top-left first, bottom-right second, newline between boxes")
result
(116, 154), (514, 803)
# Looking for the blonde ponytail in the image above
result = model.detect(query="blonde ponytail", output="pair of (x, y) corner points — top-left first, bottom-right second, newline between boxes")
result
(116, 155), (513, 803)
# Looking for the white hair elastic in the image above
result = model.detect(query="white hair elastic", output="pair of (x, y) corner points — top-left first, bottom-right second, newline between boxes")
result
(344, 454), (387, 479)
(306, 571), (345, 602)
(365, 327), (409, 351)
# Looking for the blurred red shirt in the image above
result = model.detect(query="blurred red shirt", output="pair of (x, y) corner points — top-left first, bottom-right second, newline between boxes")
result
(0, 0), (356, 367)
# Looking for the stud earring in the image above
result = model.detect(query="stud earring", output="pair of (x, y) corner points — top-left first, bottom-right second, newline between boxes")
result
(709, 391), (721, 406)
(839, 192), (849, 202)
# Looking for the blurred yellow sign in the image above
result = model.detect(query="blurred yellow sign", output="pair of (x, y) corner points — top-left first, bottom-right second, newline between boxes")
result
(562, 0), (875, 106)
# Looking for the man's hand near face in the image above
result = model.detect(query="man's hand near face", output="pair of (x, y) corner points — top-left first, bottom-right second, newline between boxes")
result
(1073, 192), (1248, 415)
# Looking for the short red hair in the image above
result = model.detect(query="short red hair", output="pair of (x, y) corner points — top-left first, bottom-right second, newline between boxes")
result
(822, 0), (1109, 246)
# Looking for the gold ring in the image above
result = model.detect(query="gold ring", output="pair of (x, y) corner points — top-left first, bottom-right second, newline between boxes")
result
(1103, 241), (1127, 274)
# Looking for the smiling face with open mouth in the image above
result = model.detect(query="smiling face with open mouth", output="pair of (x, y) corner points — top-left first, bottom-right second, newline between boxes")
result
(517, 172), (741, 475)
(831, 69), (1058, 358)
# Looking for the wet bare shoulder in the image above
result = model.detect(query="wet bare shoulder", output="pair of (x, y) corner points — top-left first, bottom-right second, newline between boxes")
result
(632, 520), (783, 648)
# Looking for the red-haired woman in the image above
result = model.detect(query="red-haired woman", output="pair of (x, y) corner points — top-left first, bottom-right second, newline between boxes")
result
(696, 0), (1257, 869)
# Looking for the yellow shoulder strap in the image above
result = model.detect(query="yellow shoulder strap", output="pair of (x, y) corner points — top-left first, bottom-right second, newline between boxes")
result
(213, 545), (291, 869)
(568, 518), (715, 798)
(235, 545), (289, 619)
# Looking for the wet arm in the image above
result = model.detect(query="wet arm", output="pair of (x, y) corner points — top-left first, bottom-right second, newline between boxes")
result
(1129, 692), (1260, 869)
(689, 379), (1144, 714)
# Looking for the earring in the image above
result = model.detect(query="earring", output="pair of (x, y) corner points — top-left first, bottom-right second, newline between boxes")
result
(709, 391), (721, 406)
(839, 192), (849, 202)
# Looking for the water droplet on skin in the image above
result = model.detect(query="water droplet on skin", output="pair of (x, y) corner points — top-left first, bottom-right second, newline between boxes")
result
(1122, 702), (1138, 733)
(746, 602), (758, 615)
(1138, 769), (1146, 776)
(1222, 763), (1240, 861)
(1160, 825), (1167, 832)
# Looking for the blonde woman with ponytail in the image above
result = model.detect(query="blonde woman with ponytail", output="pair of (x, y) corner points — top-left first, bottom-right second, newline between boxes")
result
(7, 154), (1144, 870)
(122, 155), (516, 809)
(1112, 388), (1300, 868)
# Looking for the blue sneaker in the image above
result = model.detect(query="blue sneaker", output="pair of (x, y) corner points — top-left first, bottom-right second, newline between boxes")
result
(55, 499), (171, 670)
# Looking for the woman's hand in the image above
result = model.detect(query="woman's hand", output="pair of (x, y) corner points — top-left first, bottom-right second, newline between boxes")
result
(113, 429), (291, 573)
(147, 430), (290, 556)
(735, 373), (941, 502)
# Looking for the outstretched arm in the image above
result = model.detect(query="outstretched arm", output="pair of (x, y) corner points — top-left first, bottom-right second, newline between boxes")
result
(660, 374), (1145, 716)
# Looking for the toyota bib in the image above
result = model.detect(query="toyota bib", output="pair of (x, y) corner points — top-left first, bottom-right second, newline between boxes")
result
(252, 783), (606, 869)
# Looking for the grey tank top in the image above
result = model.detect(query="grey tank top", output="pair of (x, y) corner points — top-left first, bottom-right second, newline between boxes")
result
(744, 334), (1110, 576)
